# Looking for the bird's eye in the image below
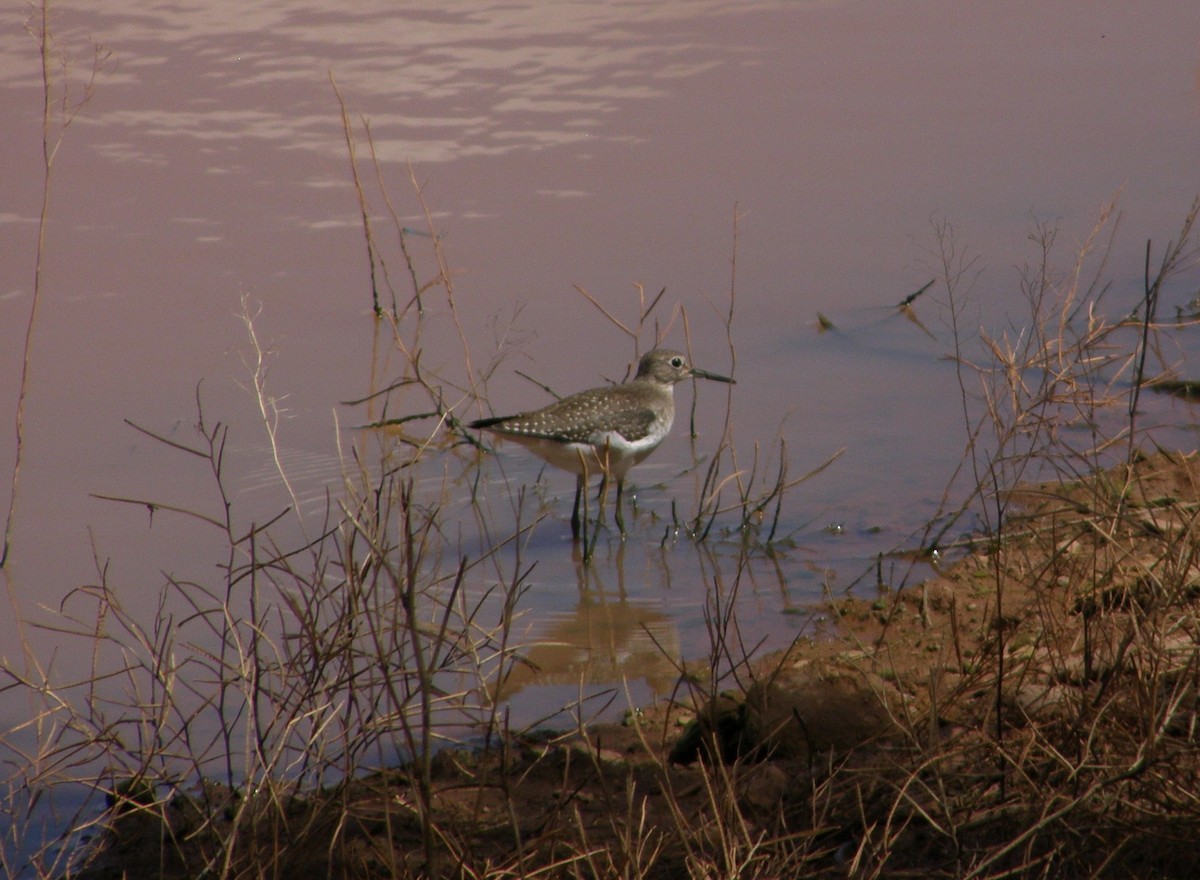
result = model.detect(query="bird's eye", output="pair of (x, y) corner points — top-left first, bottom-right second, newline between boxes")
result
(671, 357), (684, 368)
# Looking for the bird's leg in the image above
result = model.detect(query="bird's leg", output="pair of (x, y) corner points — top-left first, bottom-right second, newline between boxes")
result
(596, 471), (609, 526)
(573, 450), (592, 541)
(571, 474), (583, 539)
(615, 478), (626, 535)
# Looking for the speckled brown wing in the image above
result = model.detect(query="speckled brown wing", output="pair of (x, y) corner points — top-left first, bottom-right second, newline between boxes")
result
(473, 386), (659, 444)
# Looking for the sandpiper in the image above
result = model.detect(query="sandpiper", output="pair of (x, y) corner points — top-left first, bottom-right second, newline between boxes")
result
(469, 349), (734, 536)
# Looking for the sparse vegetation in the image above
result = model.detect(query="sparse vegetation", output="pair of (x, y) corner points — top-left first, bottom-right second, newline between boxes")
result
(5, 9), (1200, 879)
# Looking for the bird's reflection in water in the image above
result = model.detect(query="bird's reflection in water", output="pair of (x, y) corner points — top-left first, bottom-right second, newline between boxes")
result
(492, 542), (681, 702)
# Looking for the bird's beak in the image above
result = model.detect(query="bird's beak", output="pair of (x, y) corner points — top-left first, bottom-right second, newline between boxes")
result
(690, 366), (735, 384)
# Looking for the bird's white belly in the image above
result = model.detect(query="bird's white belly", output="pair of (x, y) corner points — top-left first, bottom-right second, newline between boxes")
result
(511, 429), (665, 479)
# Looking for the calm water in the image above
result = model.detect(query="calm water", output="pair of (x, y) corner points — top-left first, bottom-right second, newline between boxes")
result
(1, 3), (1199, 844)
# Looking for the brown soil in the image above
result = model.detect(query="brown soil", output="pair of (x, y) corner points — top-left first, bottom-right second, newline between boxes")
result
(84, 451), (1200, 879)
